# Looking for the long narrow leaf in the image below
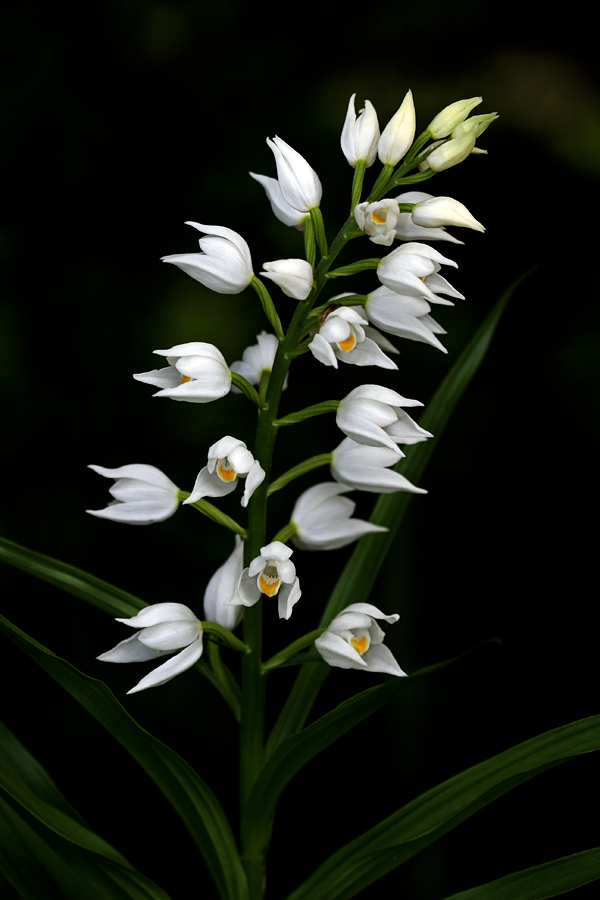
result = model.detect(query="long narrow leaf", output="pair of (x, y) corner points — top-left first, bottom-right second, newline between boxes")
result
(0, 791), (172, 900)
(440, 846), (600, 899)
(0, 537), (145, 618)
(244, 644), (495, 853)
(0, 612), (248, 900)
(285, 712), (600, 900)
(267, 270), (534, 756)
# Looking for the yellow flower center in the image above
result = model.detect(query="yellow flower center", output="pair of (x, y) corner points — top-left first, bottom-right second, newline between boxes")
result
(337, 333), (356, 352)
(371, 210), (386, 224)
(217, 459), (236, 482)
(350, 636), (369, 655)
(258, 567), (281, 596)
(181, 374), (191, 383)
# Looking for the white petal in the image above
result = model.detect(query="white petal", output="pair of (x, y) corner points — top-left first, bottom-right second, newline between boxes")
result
(203, 536), (244, 630)
(363, 643), (407, 676)
(226, 569), (261, 607)
(184, 467), (237, 504)
(137, 620), (201, 651)
(115, 604), (199, 628)
(334, 338), (398, 369)
(314, 631), (367, 669)
(97, 632), (171, 663)
(260, 541), (293, 562)
(126, 638), (204, 694)
(277, 578), (302, 620)
(241, 460), (265, 508)
(309, 333), (339, 368)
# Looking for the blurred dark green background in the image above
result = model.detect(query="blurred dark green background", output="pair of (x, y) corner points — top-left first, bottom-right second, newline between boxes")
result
(1, 2), (599, 898)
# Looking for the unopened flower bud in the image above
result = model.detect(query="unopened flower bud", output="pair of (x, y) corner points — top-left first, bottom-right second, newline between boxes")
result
(378, 90), (416, 166)
(411, 196), (484, 232)
(427, 97), (482, 139)
(341, 94), (380, 167)
(452, 112), (498, 139)
(424, 133), (477, 172)
(260, 258), (313, 300)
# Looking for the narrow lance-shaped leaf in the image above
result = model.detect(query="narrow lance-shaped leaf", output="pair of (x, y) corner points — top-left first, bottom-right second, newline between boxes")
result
(266, 269), (535, 756)
(439, 846), (600, 900)
(0, 612), (249, 900)
(284, 712), (600, 900)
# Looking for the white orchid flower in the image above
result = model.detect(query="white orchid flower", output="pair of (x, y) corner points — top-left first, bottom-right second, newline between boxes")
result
(86, 464), (180, 525)
(266, 137), (322, 213)
(377, 242), (462, 305)
(309, 306), (397, 370)
(249, 172), (306, 228)
(364, 286), (447, 353)
(354, 199), (400, 246)
(337, 384), (432, 452)
(161, 222), (253, 294)
(133, 342), (232, 403)
(203, 536), (244, 631)
(331, 437), (426, 495)
(98, 603), (204, 694)
(183, 436), (265, 509)
(411, 196), (484, 232)
(260, 258), (313, 300)
(378, 90), (416, 166)
(226, 541), (301, 620)
(315, 603), (406, 676)
(394, 191), (464, 244)
(341, 94), (380, 167)
(230, 331), (288, 392)
(290, 482), (387, 551)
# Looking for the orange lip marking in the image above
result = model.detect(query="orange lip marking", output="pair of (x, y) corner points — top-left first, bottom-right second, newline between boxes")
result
(258, 573), (280, 596)
(350, 636), (369, 655)
(338, 334), (356, 352)
(217, 462), (236, 482)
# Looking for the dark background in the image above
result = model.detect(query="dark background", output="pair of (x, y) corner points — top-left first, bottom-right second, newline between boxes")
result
(1, 2), (599, 898)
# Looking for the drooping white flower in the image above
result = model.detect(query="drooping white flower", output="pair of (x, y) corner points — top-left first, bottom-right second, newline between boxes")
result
(354, 199), (400, 246)
(260, 259), (313, 300)
(266, 137), (322, 213)
(377, 242), (462, 305)
(226, 541), (301, 620)
(394, 191), (464, 244)
(161, 223), (253, 294)
(229, 331), (286, 390)
(86, 464), (180, 525)
(309, 306), (397, 370)
(249, 172), (306, 228)
(427, 97), (482, 139)
(337, 384), (432, 452)
(331, 437), (426, 495)
(378, 90), (416, 166)
(290, 482), (387, 551)
(133, 342), (232, 403)
(183, 436), (265, 509)
(315, 603), (406, 676)
(341, 94), (380, 167)
(364, 286), (447, 353)
(203, 536), (244, 631)
(411, 196), (484, 232)
(98, 603), (204, 694)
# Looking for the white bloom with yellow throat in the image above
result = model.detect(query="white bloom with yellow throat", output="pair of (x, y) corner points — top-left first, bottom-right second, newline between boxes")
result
(309, 306), (397, 370)
(226, 541), (301, 620)
(133, 342), (232, 403)
(183, 436), (265, 508)
(315, 603), (406, 676)
(354, 199), (399, 246)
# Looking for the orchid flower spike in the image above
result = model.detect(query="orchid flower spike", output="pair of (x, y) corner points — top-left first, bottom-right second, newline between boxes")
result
(315, 603), (406, 676)
(133, 342), (232, 402)
(226, 541), (301, 620)
(309, 306), (397, 370)
(249, 172), (306, 228)
(86, 464), (180, 525)
(266, 137), (322, 213)
(341, 94), (380, 167)
(203, 536), (244, 631)
(183, 436), (265, 508)
(98, 603), (204, 694)
(161, 223), (253, 294)
(290, 483), (387, 551)
(337, 384), (432, 452)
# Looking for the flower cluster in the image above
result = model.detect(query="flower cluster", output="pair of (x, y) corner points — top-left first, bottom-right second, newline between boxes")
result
(90, 90), (494, 692)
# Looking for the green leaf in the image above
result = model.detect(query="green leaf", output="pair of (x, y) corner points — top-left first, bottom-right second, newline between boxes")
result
(284, 713), (600, 900)
(0, 612), (248, 900)
(267, 269), (535, 755)
(440, 847), (600, 899)
(243, 645), (492, 855)
(0, 536), (145, 618)
(0, 791), (172, 900)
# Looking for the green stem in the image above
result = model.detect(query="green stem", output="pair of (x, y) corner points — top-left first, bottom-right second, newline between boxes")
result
(231, 371), (268, 409)
(261, 629), (326, 673)
(274, 400), (339, 428)
(180, 493), (248, 538)
(270, 520), (298, 544)
(202, 644), (241, 722)
(267, 453), (333, 495)
(350, 160), (366, 213)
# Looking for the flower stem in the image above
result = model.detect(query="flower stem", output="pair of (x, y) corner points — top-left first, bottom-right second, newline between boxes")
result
(267, 453), (333, 495)
(261, 629), (326, 673)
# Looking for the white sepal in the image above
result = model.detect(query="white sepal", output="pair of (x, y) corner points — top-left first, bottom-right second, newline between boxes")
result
(260, 259), (313, 300)
(337, 384), (429, 452)
(249, 172), (306, 228)
(364, 287), (447, 353)
(203, 536), (244, 631)
(411, 196), (484, 232)
(161, 222), (253, 294)
(331, 437), (426, 494)
(394, 191), (464, 244)
(86, 464), (180, 525)
(291, 482), (387, 551)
